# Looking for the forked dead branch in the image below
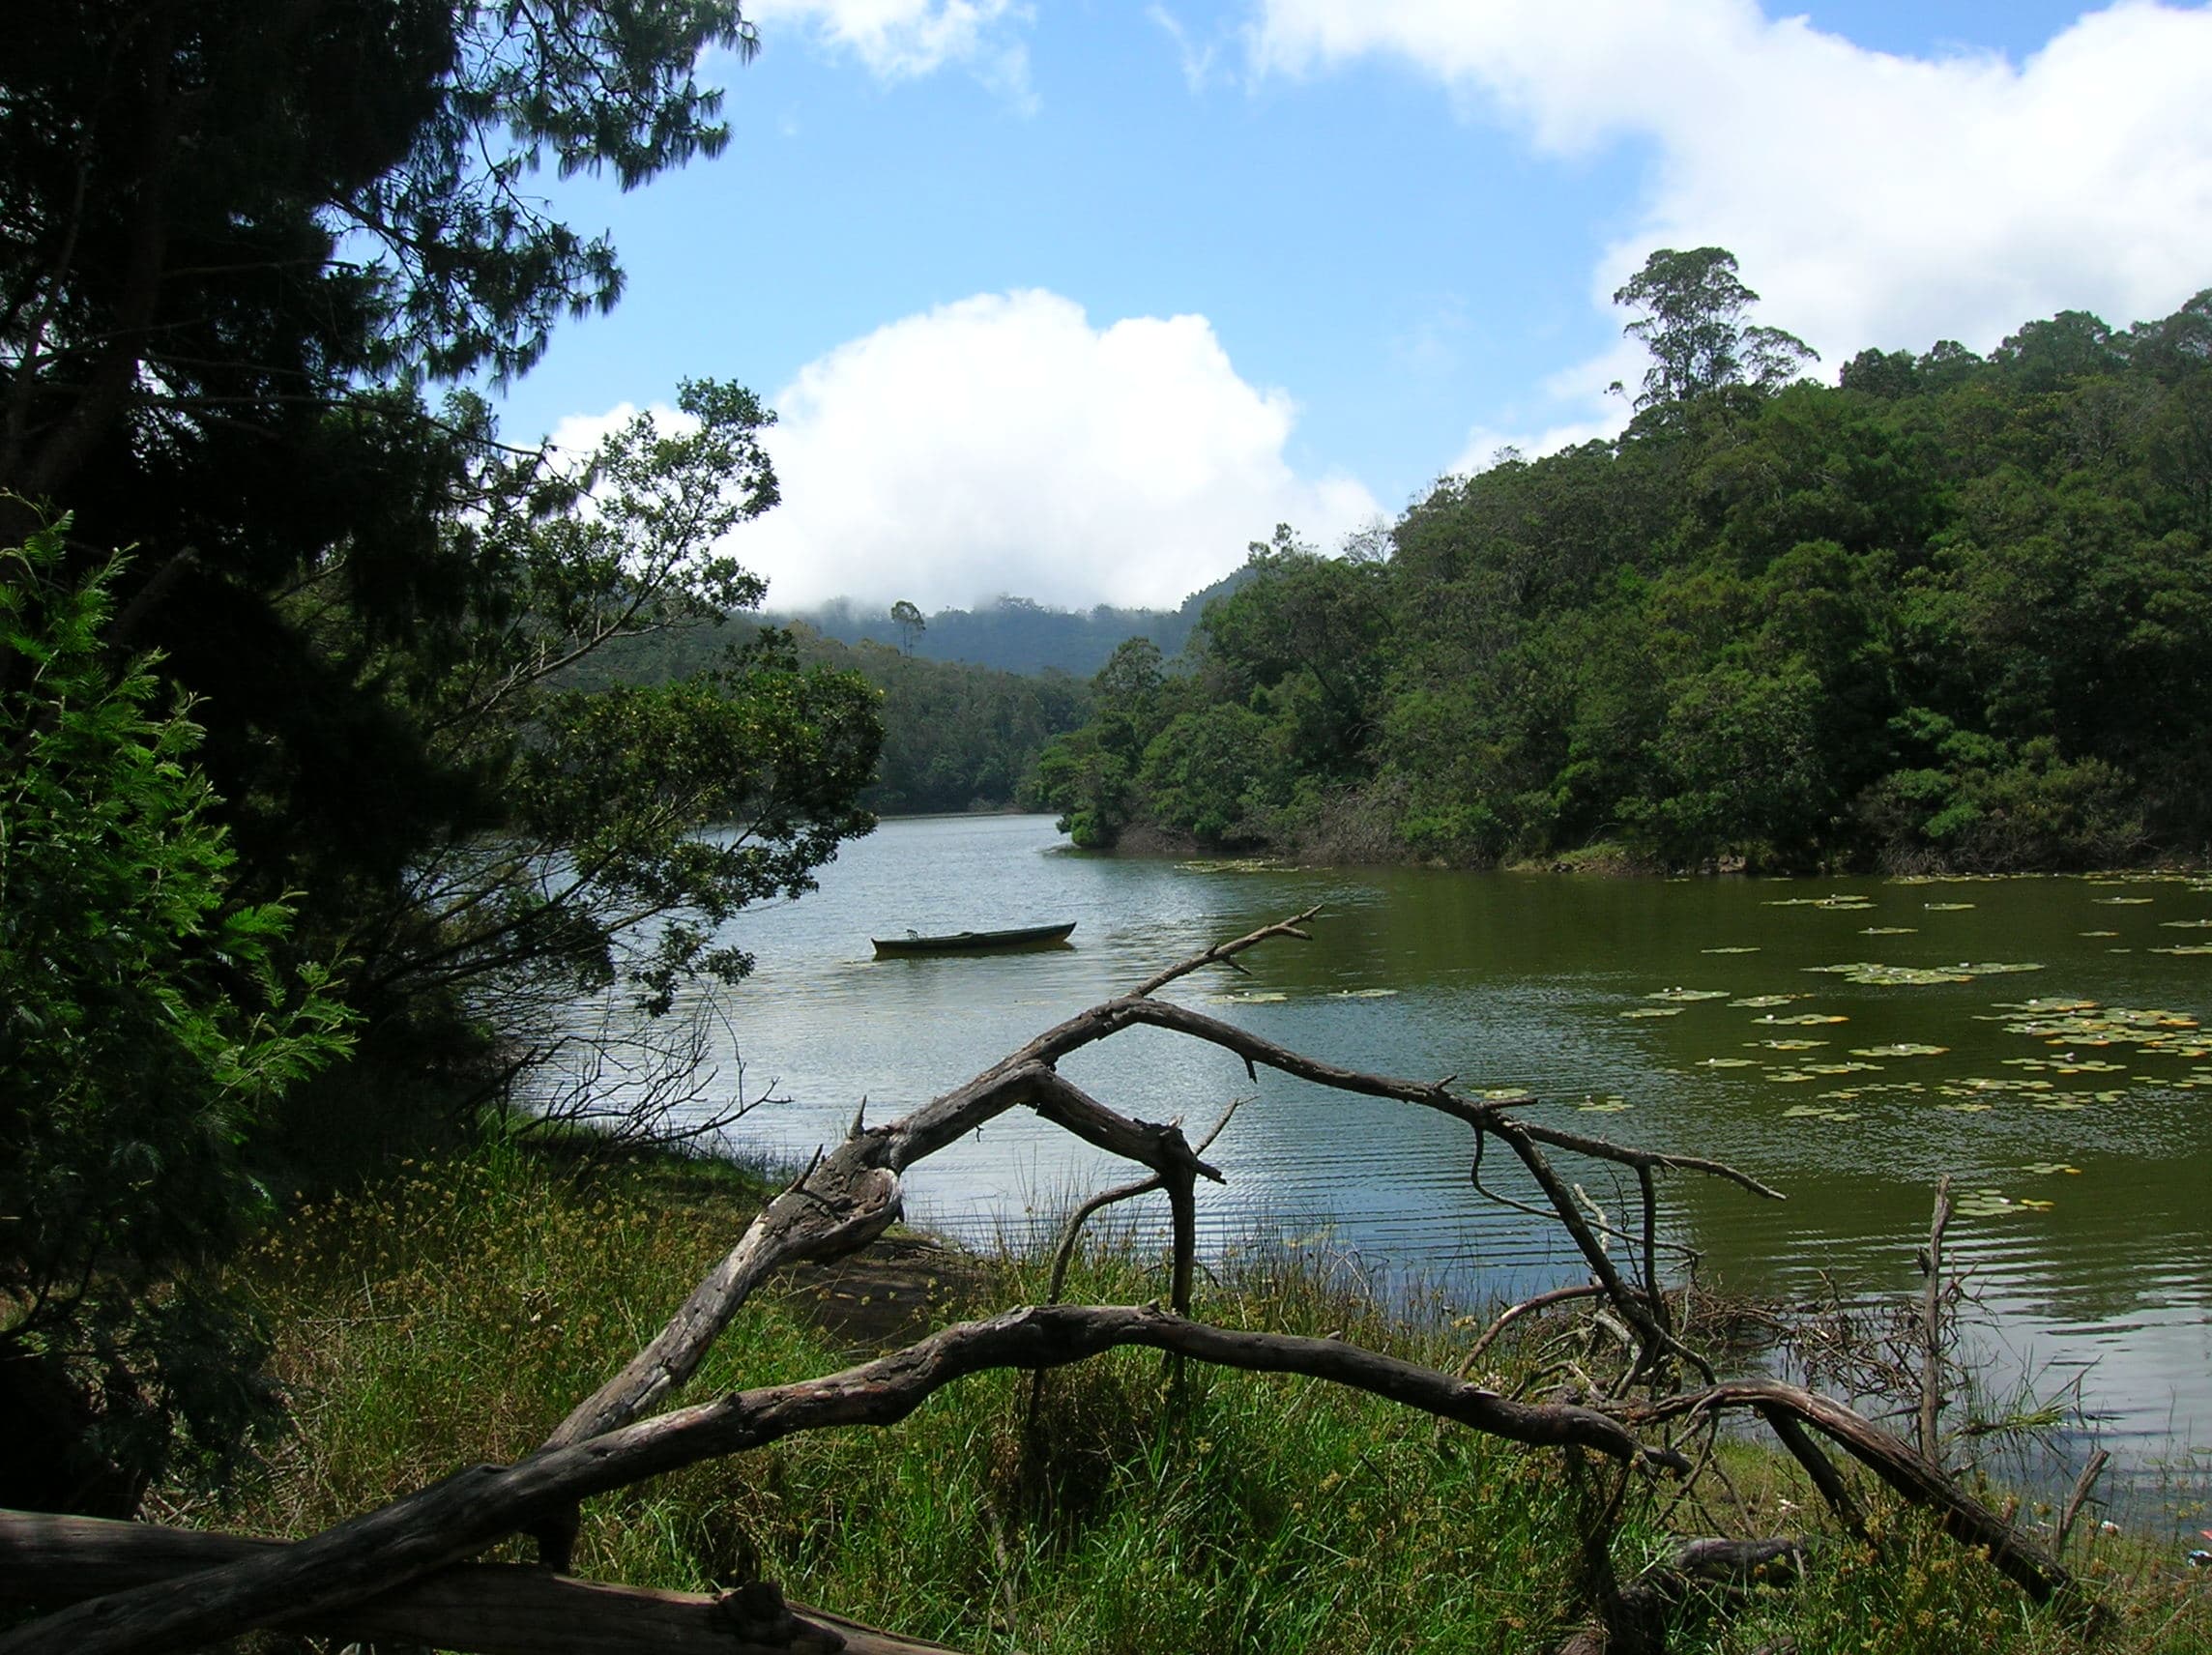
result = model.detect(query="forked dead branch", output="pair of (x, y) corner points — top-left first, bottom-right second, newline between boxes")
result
(0, 911), (2096, 1655)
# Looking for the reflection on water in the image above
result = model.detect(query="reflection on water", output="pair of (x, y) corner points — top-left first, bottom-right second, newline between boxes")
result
(542, 813), (2212, 1470)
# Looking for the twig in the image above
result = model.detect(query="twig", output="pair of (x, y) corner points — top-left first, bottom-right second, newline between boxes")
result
(1127, 906), (1320, 999)
(2053, 1448), (2110, 1555)
(1459, 1285), (1611, 1377)
(1918, 1176), (1954, 1464)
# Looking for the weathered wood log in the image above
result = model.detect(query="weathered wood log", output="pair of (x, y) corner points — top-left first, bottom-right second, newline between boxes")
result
(0, 1511), (964, 1655)
(0, 1304), (1675, 1655)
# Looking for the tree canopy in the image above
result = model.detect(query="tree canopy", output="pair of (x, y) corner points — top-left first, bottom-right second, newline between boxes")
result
(1613, 247), (1819, 410)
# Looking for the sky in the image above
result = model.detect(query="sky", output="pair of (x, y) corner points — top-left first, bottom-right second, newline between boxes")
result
(496, 0), (2212, 615)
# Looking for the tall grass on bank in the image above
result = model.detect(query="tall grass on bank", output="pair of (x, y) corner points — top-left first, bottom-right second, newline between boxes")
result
(213, 1144), (2212, 1654)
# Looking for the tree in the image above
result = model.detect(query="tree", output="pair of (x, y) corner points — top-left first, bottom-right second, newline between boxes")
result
(1199, 526), (1388, 781)
(890, 598), (926, 654)
(335, 379), (882, 1034)
(0, 2), (767, 916)
(1613, 247), (1818, 411)
(2, 2), (757, 501)
(0, 8), (893, 1094)
(0, 511), (353, 1512)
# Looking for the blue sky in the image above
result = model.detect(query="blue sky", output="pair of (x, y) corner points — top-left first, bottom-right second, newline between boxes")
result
(496, 1), (2212, 613)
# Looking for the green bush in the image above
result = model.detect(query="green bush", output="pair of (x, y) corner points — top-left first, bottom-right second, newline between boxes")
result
(0, 512), (352, 1512)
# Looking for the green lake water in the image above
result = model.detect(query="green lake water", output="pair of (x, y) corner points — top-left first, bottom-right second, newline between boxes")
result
(567, 814), (2211, 1478)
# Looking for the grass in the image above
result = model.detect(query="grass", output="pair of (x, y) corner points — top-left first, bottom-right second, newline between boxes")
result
(202, 1141), (2212, 1654)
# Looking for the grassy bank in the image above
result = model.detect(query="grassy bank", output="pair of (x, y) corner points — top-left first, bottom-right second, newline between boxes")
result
(205, 1141), (2212, 1653)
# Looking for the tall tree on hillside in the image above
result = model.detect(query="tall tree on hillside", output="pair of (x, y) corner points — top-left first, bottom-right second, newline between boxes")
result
(1613, 247), (1819, 411)
(890, 598), (926, 654)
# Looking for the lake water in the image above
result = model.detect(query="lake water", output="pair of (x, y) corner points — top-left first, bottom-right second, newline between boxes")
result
(567, 814), (2212, 1479)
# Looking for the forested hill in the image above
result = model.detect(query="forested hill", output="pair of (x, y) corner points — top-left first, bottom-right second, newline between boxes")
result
(567, 620), (1092, 816)
(780, 566), (1249, 676)
(1036, 281), (2212, 874)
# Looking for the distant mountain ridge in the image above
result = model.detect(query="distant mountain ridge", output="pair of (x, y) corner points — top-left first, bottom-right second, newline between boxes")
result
(767, 566), (1253, 677)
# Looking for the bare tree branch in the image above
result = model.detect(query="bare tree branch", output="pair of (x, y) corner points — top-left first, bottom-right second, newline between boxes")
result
(0, 1305), (1673, 1655)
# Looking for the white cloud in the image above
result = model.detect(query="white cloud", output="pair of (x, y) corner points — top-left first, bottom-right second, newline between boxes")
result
(708, 289), (1381, 611)
(747, 0), (1035, 105)
(1254, 0), (2212, 404)
(1150, 6), (1226, 93)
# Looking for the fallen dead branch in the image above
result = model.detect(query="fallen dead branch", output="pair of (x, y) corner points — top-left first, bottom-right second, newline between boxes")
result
(0, 910), (2098, 1655)
(0, 1305), (1674, 1655)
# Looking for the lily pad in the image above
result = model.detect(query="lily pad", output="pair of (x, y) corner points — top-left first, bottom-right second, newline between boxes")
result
(1954, 1189), (2024, 1218)
(1924, 902), (1976, 912)
(1760, 1012), (1850, 1026)
(1781, 1103), (1861, 1120)
(1577, 1097), (1632, 1113)
(2094, 896), (2155, 905)
(1700, 1057), (1761, 1068)
(2023, 1162), (2082, 1176)
(1859, 926), (1918, 935)
(1730, 994), (1804, 1008)
(2153, 944), (2212, 956)
(1961, 961), (2045, 975)
(1621, 1006), (1684, 1019)
(1754, 1037), (1829, 1050)
(1701, 945), (1761, 954)
(2080, 930), (2119, 938)
(1332, 987), (1400, 999)
(1804, 962), (1971, 985)
(1645, 987), (1732, 1002)
(1851, 1042), (1949, 1058)
(2160, 919), (2212, 929)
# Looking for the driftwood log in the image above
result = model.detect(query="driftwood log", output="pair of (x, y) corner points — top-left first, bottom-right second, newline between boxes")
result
(0, 911), (2098, 1655)
(0, 1511), (959, 1655)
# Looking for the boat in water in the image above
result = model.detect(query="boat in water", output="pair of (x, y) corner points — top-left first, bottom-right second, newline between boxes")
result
(871, 921), (1076, 957)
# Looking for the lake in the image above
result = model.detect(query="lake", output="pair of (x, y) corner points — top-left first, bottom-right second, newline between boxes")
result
(564, 813), (2212, 1479)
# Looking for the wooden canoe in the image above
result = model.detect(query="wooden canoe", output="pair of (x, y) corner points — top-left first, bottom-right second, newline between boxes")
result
(871, 921), (1076, 957)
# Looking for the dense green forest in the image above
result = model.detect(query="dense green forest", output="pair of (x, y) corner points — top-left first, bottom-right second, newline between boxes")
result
(1039, 257), (2212, 873)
